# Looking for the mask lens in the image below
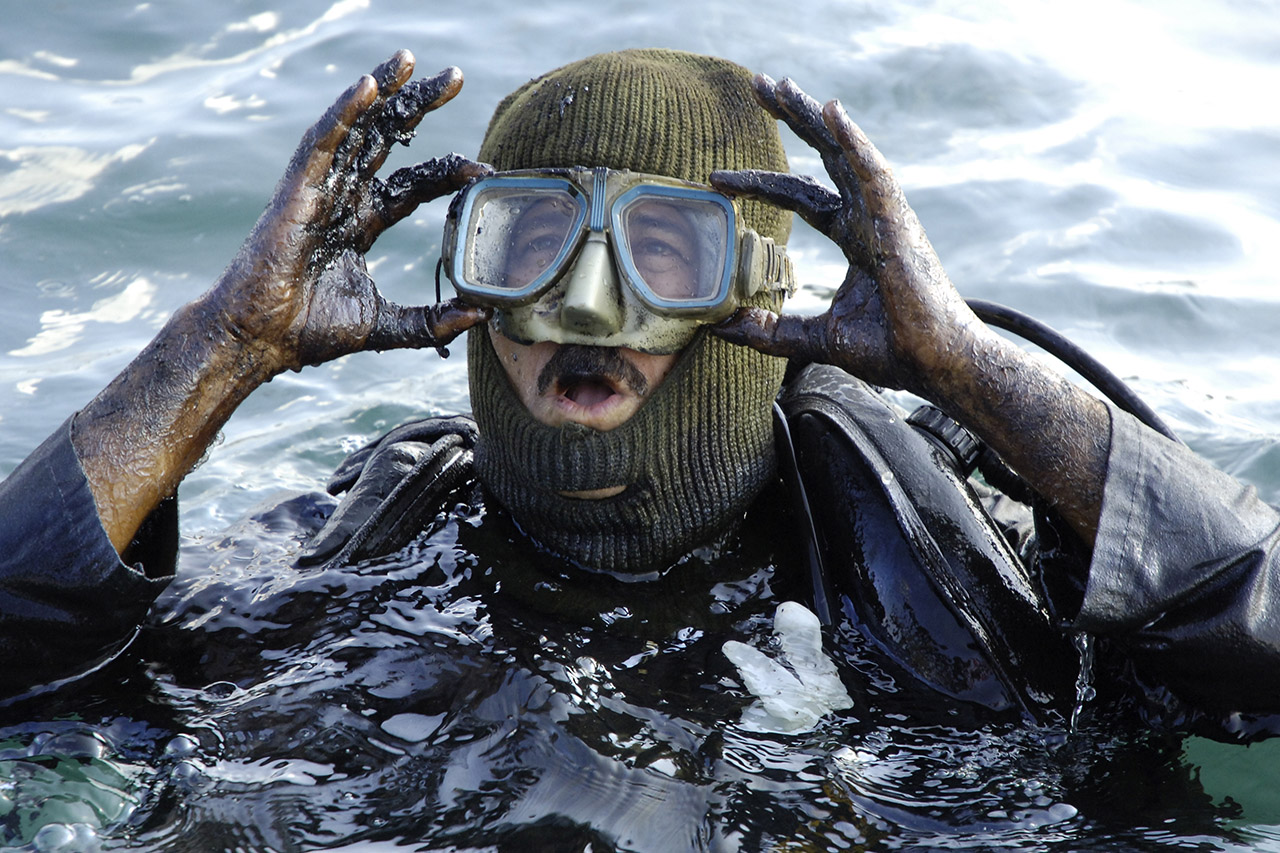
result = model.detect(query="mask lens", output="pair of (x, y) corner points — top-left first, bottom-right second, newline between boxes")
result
(616, 193), (731, 308)
(461, 182), (584, 299)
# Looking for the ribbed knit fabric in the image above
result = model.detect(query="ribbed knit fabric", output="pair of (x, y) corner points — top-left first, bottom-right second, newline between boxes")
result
(470, 326), (782, 573)
(479, 49), (790, 244)
(469, 50), (791, 573)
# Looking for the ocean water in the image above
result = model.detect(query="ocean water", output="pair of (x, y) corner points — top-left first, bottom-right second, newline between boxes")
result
(2, 1), (1280, 850)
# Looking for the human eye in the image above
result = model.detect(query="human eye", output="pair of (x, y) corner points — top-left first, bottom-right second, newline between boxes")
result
(526, 233), (561, 254)
(504, 227), (564, 288)
(510, 228), (561, 271)
(633, 237), (686, 268)
(508, 204), (571, 265)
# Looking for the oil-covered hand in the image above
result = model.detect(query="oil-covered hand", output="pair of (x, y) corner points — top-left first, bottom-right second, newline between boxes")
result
(74, 52), (491, 554)
(710, 75), (985, 397)
(712, 75), (1110, 545)
(211, 49), (490, 373)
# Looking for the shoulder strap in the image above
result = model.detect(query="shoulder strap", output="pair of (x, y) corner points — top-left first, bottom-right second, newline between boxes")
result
(779, 364), (1077, 721)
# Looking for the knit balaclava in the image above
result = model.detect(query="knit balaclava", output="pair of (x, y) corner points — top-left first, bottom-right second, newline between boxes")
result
(468, 49), (791, 573)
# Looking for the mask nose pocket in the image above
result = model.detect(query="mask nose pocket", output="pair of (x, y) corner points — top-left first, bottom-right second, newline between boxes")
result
(560, 233), (624, 336)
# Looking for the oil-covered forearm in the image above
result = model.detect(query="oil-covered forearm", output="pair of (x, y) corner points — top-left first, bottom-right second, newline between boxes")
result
(921, 329), (1109, 545)
(71, 294), (278, 554)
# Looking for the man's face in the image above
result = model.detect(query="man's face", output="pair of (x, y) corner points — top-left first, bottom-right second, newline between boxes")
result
(488, 330), (678, 498)
(485, 196), (702, 498)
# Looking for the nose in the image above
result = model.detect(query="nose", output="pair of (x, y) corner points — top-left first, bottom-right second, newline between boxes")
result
(560, 233), (623, 336)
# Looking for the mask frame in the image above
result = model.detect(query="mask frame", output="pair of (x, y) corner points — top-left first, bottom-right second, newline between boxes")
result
(441, 166), (795, 353)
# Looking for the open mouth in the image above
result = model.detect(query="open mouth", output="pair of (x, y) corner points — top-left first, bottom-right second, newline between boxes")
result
(558, 373), (621, 408)
(537, 345), (649, 411)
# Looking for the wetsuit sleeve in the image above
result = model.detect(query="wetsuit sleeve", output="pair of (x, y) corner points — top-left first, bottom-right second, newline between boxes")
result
(0, 417), (174, 693)
(1077, 405), (1280, 723)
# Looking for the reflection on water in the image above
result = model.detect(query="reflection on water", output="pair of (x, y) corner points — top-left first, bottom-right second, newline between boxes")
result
(0, 144), (152, 217)
(8, 275), (157, 358)
(3, 0), (1280, 850)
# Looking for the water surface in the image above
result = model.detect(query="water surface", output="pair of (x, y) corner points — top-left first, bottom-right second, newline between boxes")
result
(3, 1), (1280, 850)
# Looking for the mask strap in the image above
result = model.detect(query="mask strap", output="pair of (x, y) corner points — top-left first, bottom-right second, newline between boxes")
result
(589, 167), (609, 233)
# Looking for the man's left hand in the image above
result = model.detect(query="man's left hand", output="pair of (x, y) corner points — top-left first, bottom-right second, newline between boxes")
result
(709, 75), (988, 402)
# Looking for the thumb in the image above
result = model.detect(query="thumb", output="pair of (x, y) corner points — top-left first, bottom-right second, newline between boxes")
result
(364, 297), (491, 356)
(711, 307), (827, 363)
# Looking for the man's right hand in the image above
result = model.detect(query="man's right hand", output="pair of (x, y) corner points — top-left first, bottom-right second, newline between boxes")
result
(210, 49), (490, 375)
(72, 51), (489, 554)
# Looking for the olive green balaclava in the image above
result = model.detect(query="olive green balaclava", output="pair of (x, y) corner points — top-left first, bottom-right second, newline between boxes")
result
(468, 49), (791, 573)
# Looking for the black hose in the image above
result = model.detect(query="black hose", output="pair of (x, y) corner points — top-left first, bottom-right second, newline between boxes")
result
(967, 298), (1182, 445)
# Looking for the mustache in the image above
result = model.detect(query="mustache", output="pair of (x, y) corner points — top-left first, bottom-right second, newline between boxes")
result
(537, 345), (650, 397)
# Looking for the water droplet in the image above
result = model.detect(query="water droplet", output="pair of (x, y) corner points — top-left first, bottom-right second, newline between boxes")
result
(164, 734), (199, 757)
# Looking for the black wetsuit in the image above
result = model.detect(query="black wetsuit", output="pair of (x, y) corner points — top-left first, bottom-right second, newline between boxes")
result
(4, 364), (1280, 741)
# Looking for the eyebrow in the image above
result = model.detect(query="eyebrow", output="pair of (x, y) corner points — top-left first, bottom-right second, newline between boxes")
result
(518, 212), (569, 231)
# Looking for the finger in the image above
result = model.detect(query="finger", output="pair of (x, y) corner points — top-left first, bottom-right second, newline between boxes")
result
(286, 75), (378, 188)
(348, 155), (490, 252)
(370, 48), (416, 94)
(334, 50), (416, 179)
(373, 155), (491, 233)
(770, 79), (868, 209)
(371, 70), (462, 154)
(771, 78), (842, 159)
(364, 298), (492, 355)
(254, 73), (378, 244)
(750, 73), (785, 119)
(360, 65), (464, 178)
(711, 169), (839, 233)
(411, 65), (465, 112)
(381, 67), (464, 144)
(823, 99), (896, 210)
(711, 307), (828, 364)
(422, 299), (492, 348)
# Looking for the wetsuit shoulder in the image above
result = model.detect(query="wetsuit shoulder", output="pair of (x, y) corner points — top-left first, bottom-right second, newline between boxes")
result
(777, 363), (1080, 722)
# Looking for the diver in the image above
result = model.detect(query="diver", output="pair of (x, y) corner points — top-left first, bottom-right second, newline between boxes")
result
(3, 48), (1280, 741)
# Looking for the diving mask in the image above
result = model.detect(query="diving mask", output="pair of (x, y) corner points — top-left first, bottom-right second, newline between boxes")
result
(442, 166), (795, 354)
